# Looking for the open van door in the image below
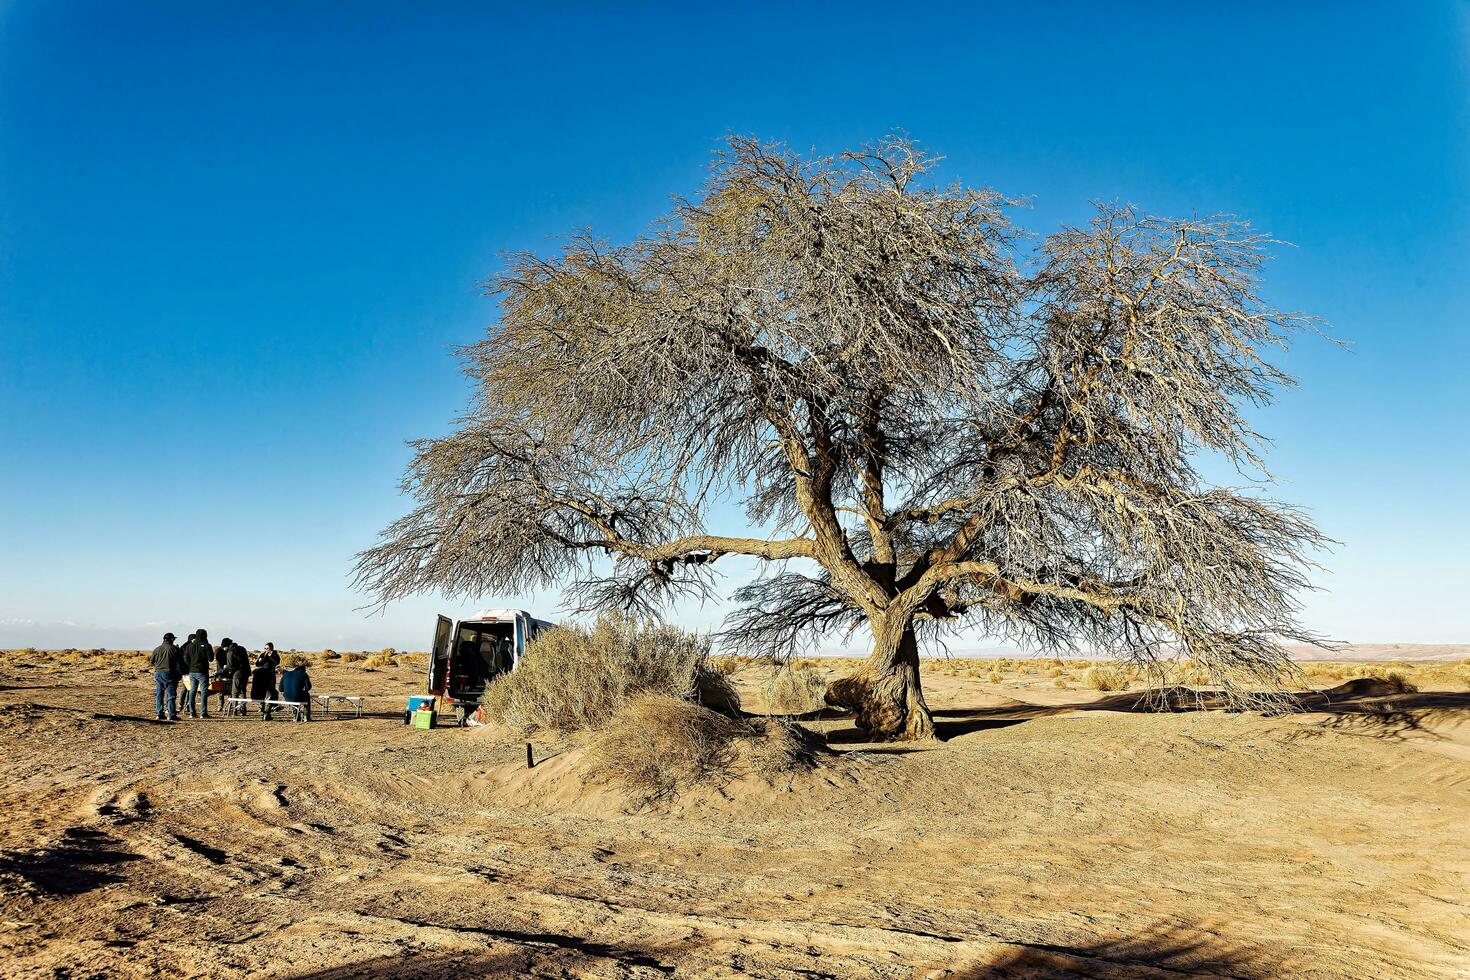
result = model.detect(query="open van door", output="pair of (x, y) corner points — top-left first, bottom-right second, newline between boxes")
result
(428, 614), (453, 694)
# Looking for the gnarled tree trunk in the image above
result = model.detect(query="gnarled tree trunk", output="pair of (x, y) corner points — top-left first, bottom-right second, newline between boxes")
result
(825, 615), (935, 740)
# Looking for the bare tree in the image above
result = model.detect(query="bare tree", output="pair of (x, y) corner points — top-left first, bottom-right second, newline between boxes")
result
(355, 135), (1330, 740)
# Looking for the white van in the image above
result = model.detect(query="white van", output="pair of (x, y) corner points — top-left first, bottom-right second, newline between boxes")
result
(426, 608), (555, 724)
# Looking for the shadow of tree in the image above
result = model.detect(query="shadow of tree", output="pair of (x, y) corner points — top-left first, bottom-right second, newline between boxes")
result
(0, 827), (142, 897)
(284, 922), (1289, 979)
(1290, 689), (1470, 743)
(287, 929), (681, 978)
(953, 921), (1297, 978)
(821, 680), (1470, 743)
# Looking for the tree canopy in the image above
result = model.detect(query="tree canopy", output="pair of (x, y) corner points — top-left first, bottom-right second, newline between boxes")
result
(356, 135), (1329, 739)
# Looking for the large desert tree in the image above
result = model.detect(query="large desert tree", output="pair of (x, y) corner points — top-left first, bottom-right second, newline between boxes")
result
(356, 136), (1328, 740)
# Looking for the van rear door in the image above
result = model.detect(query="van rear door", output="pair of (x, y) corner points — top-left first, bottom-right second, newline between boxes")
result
(428, 614), (453, 693)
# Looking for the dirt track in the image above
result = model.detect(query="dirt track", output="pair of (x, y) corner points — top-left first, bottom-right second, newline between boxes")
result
(2, 655), (1468, 978)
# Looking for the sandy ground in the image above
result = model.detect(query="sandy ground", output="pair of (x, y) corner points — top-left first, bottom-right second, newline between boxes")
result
(1, 652), (1467, 979)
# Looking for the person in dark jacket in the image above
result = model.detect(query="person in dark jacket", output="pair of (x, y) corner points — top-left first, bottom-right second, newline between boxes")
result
(213, 637), (232, 712)
(260, 643), (281, 672)
(279, 657), (313, 721)
(174, 631), (195, 715)
(249, 657), (278, 718)
(180, 628), (213, 718)
(226, 641), (251, 709)
(150, 632), (184, 721)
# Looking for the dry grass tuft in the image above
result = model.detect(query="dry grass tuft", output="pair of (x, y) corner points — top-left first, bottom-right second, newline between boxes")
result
(707, 655), (743, 676)
(1372, 669), (1419, 694)
(585, 694), (820, 803)
(339, 652), (366, 663)
(360, 652), (397, 669)
(1084, 665), (1129, 692)
(483, 612), (735, 735)
(585, 694), (744, 801)
(762, 665), (827, 714)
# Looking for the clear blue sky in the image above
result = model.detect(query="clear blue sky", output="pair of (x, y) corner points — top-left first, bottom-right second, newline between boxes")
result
(1, 2), (1466, 651)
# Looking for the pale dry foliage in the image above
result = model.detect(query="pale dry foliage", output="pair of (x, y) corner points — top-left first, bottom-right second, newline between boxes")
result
(335, 134), (1337, 735)
(1084, 664), (1129, 692)
(585, 694), (818, 804)
(707, 655), (743, 676)
(360, 652), (396, 669)
(482, 612), (737, 734)
(761, 665), (828, 714)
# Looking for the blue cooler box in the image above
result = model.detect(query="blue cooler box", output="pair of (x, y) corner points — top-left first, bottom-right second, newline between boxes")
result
(404, 695), (436, 724)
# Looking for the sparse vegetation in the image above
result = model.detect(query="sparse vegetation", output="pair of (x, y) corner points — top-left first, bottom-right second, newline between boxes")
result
(1084, 665), (1129, 692)
(482, 612), (737, 735)
(761, 665), (827, 714)
(585, 694), (818, 803)
(356, 135), (1334, 741)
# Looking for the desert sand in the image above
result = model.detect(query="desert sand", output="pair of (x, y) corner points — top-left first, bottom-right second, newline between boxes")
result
(1, 649), (1467, 978)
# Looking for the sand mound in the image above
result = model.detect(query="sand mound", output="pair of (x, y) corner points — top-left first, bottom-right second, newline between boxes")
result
(479, 717), (855, 817)
(1319, 676), (1412, 699)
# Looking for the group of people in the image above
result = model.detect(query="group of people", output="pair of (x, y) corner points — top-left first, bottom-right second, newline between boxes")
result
(149, 630), (312, 722)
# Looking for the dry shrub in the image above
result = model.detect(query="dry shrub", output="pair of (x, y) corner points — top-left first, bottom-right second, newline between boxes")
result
(762, 665), (827, 714)
(1046, 666), (1064, 678)
(339, 652), (365, 663)
(320, 649), (340, 661)
(586, 694), (745, 801)
(586, 694), (818, 803)
(1052, 676), (1069, 689)
(482, 612), (735, 734)
(1363, 669), (1418, 694)
(1302, 662), (1343, 684)
(742, 717), (821, 783)
(1169, 662), (1214, 687)
(397, 652), (428, 669)
(707, 655), (742, 676)
(361, 652), (397, 669)
(1084, 665), (1129, 692)
(987, 669), (1003, 684)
